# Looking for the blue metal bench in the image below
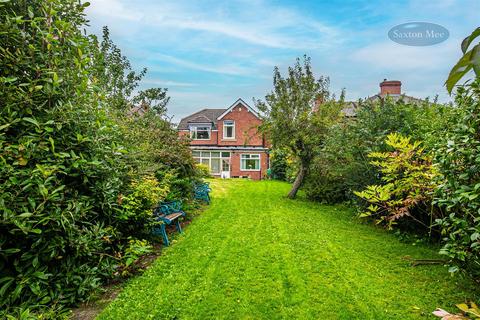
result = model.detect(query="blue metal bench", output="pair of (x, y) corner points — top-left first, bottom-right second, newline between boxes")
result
(153, 200), (186, 246)
(194, 182), (211, 204)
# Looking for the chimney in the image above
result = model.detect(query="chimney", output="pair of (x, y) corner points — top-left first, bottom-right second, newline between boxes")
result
(379, 79), (401, 96)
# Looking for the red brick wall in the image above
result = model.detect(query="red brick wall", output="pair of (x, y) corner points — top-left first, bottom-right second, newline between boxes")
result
(230, 151), (269, 180)
(218, 104), (263, 147)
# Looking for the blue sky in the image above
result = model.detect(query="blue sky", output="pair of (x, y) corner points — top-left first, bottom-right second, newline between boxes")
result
(86, 0), (480, 121)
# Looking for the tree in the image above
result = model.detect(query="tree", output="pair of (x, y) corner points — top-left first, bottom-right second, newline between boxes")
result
(256, 56), (342, 198)
(92, 26), (170, 116)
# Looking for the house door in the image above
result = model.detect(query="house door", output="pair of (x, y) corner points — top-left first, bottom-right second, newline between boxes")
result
(221, 159), (230, 178)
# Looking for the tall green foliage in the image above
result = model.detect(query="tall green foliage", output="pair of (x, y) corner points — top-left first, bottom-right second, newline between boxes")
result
(256, 55), (342, 198)
(303, 98), (457, 203)
(0, 0), (198, 316)
(354, 133), (439, 229)
(435, 80), (480, 276)
(0, 0), (124, 310)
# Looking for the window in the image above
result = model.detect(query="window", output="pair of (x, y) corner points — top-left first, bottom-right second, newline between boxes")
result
(192, 151), (231, 174)
(240, 154), (260, 171)
(190, 125), (211, 140)
(223, 120), (235, 139)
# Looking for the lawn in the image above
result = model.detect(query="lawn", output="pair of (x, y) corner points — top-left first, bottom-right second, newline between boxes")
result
(98, 179), (478, 319)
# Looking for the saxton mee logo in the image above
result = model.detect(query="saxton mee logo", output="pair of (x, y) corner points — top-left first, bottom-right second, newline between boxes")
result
(388, 22), (449, 46)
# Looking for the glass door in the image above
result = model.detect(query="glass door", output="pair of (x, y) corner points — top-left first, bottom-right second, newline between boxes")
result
(221, 152), (231, 178)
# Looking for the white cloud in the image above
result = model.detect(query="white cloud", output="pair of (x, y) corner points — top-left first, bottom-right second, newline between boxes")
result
(87, 0), (341, 49)
(152, 54), (255, 76)
(142, 79), (198, 87)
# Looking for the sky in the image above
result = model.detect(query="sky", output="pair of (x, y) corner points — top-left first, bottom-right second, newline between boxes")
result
(86, 0), (480, 122)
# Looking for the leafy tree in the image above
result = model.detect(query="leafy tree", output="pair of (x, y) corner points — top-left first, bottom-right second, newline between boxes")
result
(256, 56), (342, 198)
(133, 88), (170, 116)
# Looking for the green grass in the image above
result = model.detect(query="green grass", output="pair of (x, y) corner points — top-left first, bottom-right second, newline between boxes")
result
(98, 179), (478, 319)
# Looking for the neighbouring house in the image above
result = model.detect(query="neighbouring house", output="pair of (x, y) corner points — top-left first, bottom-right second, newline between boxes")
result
(178, 98), (269, 180)
(342, 79), (425, 117)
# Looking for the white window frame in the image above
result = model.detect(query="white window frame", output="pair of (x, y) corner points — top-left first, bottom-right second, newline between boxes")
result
(192, 151), (230, 174)
(223, 120), (235, 139)
(240, 154), (261, 171)
(189, 125), (211, 140)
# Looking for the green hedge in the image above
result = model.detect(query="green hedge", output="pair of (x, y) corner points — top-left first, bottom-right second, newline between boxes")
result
(0, 0), (199, 317)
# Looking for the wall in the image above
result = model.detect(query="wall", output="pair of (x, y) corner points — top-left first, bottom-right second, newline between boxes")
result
(229, 151), (269, 180)
(217, 103), (263, 147)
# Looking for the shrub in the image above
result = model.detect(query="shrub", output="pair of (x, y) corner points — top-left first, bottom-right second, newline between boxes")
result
(0, 0), (127, 312)
(269, 149), (288, 181)
(117, 239), (153, 277)
(354, 133), (439, 230)
(304, 97), (458, 203)
(0, 0), (198, 316)
(118, 175), (169, 238)
(434, 80), (480, 277)
(195, 163), (211, 178)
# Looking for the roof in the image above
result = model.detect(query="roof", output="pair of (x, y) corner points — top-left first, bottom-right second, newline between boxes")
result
(178, 108), (226, 130)
(217, 98), (260, 120)
(343, 94), (426, 117)
(177, 98), (260, 130)
(127, 104), (148, 117)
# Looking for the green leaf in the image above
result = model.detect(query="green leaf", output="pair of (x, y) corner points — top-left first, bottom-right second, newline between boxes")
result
(32, 272), (48, 280)
(23, 117), (40, 127)
(38, 184), (48, 197)
(18, 212), (33, 218)
(27, 6), (34, 18)
(2, 76), (17, 83)
(1, 248), (20, 254)
(0, 278), (14, 297)
(18, 157), (28, 166)
(51, 185), (65, 195)
(49, 136), (55, 152)
(461, 27), (480, 54)
(471, 43), (480, 76)
(445, 49), (473, 94)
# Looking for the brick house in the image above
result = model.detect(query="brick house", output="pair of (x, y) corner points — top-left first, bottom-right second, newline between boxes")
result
(178, 98), (269, 180)
(342, 79), (425, 117)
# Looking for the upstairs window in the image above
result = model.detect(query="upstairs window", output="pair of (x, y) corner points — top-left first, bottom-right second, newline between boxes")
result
(223, 120), (235, 139)
(190, 125), (211, 140)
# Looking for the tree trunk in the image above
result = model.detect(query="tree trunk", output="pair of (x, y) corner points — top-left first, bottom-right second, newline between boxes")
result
(287, 161), (307, 199)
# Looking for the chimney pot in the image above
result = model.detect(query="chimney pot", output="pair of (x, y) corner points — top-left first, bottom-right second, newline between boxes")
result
(380, 79), (401, 96)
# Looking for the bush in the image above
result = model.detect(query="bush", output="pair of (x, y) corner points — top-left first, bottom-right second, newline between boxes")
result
(0, 0), (127, 311)
(0, 0), (199, 316)
(354, 133), (440, 230)
(269, 149), (288, 181)
(304, 97), (458, 203)
(434, 80), (480, 277)
(195, 163), (211, 178)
